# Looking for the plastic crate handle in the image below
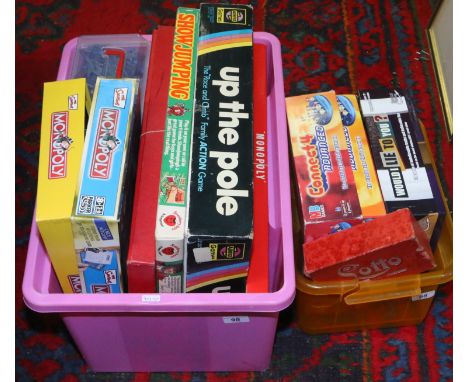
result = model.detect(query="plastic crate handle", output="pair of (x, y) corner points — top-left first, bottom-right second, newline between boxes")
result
(343, 277), (423, 305)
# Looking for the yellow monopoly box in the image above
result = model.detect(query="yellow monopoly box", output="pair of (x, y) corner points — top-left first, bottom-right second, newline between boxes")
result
(337, 94), (386, 217)
(36, 78), (89, 293)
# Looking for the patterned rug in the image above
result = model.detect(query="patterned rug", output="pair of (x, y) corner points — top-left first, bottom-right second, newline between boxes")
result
(16, 0), (452, 381)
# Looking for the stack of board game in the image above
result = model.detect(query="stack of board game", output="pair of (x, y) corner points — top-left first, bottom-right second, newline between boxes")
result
(37, 76), (142, 294)
(37, 4), (266, 294)
(37, 34), (151, 293)
(286, 88), (443, 282)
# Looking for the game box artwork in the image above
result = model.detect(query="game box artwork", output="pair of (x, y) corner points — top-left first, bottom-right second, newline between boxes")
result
(358, 88), (446, 248)
(286, 90), (362, 241)
(155, 8), (200, 293)
(72, 77), (140, 293)
(36, 78), (89, 293)
(185, 3), (254, 293)
(336, 94), (385, 218)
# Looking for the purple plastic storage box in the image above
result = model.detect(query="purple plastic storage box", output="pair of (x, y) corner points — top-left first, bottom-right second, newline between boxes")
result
(22, 32), (295, 372)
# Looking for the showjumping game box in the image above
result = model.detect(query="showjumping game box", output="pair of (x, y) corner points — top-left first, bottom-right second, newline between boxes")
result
(154, 8), (200, 293)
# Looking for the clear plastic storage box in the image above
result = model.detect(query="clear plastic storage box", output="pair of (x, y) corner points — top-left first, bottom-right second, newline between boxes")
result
(293, 123), (453, 334)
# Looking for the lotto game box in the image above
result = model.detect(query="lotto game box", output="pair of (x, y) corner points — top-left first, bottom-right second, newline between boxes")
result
(36, 78), (89, 294)
(302, 208), (436, 282)
(286, 90), (362, 242)
(358, 88), (446, 248)
(72, 77), (140, 293)
(185, 3), (254, 293)
(155, 7), (200, 293)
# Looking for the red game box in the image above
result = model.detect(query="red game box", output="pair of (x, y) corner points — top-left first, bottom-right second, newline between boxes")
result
(126, 27), (174, 292)
(303, 208), (436, 281)
(246, 43), (269, 293)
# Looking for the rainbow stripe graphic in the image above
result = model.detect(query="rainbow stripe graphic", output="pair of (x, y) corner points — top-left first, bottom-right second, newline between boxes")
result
(186, 262), (249, 291)
(198, 29), (252, 56)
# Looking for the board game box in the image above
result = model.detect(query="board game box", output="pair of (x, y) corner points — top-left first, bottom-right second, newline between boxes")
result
(126, 27), (175, 293)
(154, 7), (200, 293)
(302, 208), (436, 281)
(286, 90), (362, 242)
(336, 94), (386, 218)
(246, 43), (269, 293)
(358, 88), (446, 248)
(72, 77), (140, 293)
(185, 3), (254, 293)
(36, 78), (89, 293)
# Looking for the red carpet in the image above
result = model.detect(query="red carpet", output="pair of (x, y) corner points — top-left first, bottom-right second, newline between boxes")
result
(16, 1), (452, 380)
